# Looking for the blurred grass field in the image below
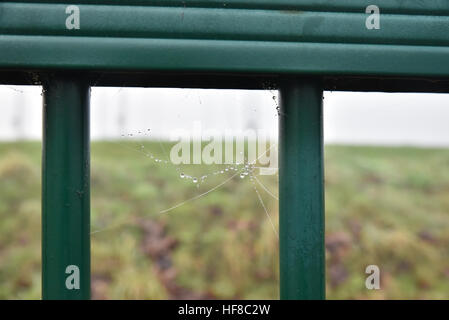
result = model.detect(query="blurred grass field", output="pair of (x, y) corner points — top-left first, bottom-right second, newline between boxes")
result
(0, 141), (448, 299)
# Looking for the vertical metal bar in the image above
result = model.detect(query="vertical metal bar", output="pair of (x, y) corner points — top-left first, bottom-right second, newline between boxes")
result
(42, 74), (90, 300)
(279, 78), (325, 300)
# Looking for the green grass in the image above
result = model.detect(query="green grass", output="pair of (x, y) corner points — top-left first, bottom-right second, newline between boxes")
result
(0, 142), (448, 299)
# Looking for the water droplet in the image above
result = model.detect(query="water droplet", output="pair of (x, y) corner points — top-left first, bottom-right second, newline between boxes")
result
(240, 173), (245, 179)
(180, 173), (185, 178)
(192, 177), (198, 183)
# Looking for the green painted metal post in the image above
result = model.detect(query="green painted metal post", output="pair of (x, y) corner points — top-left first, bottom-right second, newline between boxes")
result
(279, 78), (325, 300)
(42, 75), (91, 300)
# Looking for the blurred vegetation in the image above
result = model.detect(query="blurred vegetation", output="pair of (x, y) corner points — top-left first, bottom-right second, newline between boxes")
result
(0, 142), (448, 299)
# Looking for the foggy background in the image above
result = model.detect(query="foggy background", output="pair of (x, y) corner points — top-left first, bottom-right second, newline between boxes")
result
(1, 85), (449, 146)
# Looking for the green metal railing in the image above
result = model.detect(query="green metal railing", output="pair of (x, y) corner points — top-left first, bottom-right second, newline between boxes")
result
(279, 79), (324, 299)
(42, 75), (91, 299)
(38, 75), (325, 300)
(1, 0), (449, 300)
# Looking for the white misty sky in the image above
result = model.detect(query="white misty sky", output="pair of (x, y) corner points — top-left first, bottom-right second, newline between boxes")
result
(0, 85), (449, 146)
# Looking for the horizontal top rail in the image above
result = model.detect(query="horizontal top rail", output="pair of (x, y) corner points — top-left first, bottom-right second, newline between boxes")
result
(2, 4), (449, 46)
(1, 1), (449, 79)
(4, 0), (449, 15)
